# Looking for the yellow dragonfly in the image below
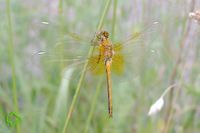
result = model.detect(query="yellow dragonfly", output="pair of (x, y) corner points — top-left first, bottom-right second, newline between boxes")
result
(35, 21), (160, 117)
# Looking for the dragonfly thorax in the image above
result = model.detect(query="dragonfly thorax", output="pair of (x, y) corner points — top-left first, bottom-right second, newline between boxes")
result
(101, 41), (114, 65)
(95, 30), (114, 65)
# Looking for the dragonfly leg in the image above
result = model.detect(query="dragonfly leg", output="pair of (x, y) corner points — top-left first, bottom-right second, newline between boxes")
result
(96, 52), (102, 64)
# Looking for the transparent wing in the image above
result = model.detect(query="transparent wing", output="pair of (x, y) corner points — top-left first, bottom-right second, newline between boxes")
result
(30, 20), (161, 77)
(113, 21), (160, 51)
(29, 20), (102, 77)
(111, 21), (161, 76)
(30, 30), (98, 69)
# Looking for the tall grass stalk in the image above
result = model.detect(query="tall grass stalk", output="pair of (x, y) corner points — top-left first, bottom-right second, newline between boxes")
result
(58, 0), (63, 14)
(162, 0), (195, 132)
(97, 0), (112, 30)
(83, 1), (118, 131)
(58, 0), (65, 70)
(62, 0), (111, 132)
(6, 0), (20, 132)
(84, 78), (103, 133)
(111, 0), (118, 41)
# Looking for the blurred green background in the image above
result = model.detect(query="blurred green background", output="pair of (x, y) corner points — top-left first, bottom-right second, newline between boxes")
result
(1, 0), (200, 133)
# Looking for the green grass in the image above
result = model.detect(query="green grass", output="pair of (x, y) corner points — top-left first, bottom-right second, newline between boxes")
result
(5, 0), (20, 132)
(1, 0), (200, 133)
(62, 0), (111, 132)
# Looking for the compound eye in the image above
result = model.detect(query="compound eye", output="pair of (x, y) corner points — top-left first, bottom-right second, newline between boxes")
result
(103, 31), (109, 38)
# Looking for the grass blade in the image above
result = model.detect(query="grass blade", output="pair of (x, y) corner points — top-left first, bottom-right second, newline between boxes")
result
(62, 0), (112, 132)
(6, 0), (20, 132)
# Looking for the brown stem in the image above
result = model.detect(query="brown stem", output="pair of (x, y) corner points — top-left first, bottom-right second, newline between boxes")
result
(162, 0), (195, 133)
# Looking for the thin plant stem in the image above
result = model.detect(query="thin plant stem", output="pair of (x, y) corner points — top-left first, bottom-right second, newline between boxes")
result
(58, 0), (65, 70)
(161, 84), (177, 98)
(62, 0), (111, 132)
(84, 77), (103, 133)
(58, 0), (63, 14)
(97, 0), (112, 30)
(162, 0), (195, 132)
(84, 1), (117, 132)
(111, 0), (118, 41)
(6, 0), (20, 132)
(84, 0), (118, 129)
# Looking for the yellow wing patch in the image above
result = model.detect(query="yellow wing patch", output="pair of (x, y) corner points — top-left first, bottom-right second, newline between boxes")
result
(88, 55), (105, 75)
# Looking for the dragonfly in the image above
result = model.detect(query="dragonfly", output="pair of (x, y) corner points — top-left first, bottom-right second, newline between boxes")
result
(91, 30), (115, 117)
(35, 21), (160, 117)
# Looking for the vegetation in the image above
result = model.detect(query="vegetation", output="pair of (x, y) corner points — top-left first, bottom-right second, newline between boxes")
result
(1, 0), (200, 133)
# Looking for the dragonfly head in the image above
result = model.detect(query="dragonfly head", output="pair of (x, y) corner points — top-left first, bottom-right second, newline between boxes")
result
(91, 30), (110, 45)
(96, 30), (109, 40)
(102, 31), (109, 39)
